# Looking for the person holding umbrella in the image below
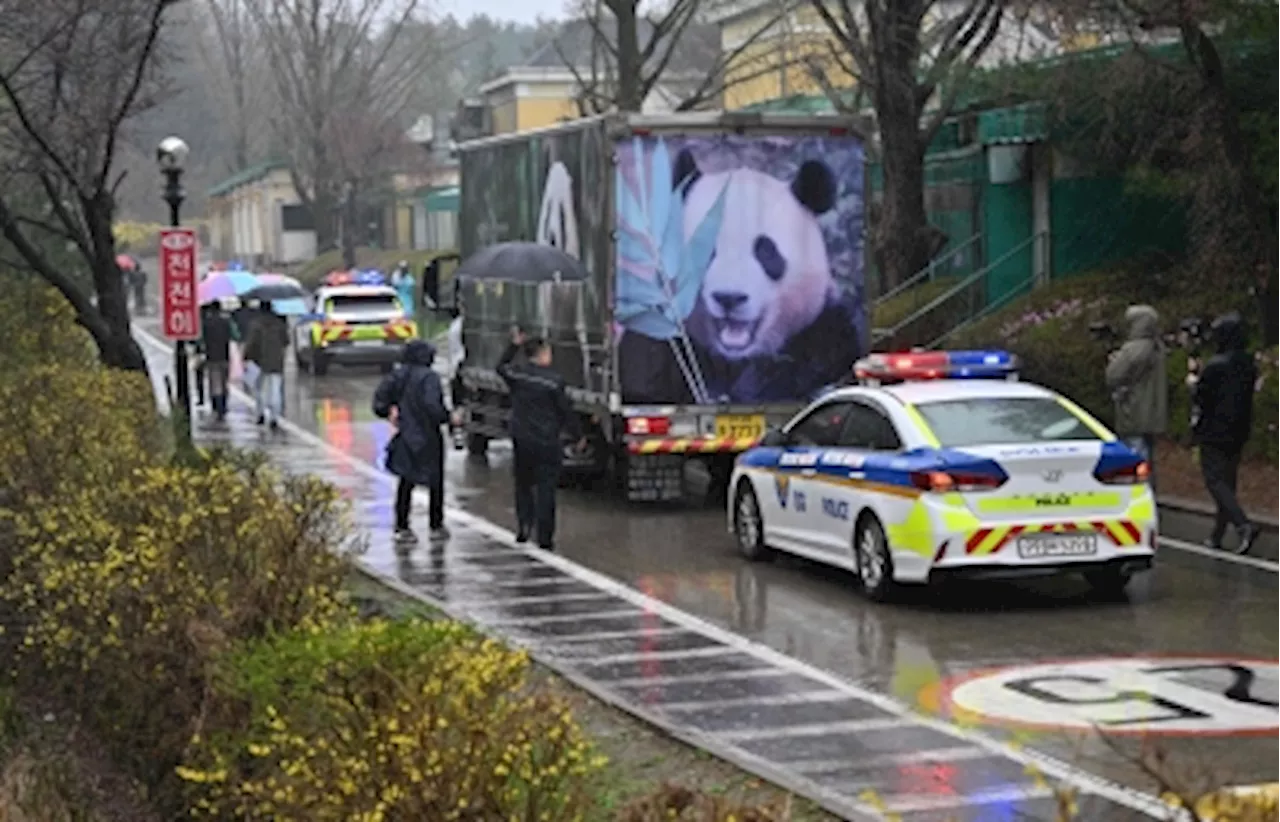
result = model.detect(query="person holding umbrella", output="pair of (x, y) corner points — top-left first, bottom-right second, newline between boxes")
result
(243, 304), (289, 430)
(197, 302), (239, 421)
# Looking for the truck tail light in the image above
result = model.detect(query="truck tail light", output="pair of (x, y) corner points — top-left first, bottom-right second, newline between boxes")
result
(626, 416), (670, 436)
(909, 470), (1006, 493)
(1095, 461), (1150, 485)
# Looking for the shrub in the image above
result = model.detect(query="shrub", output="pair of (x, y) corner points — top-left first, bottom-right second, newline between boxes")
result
(615, 784), (794, 821)
(0, 457), (355, 808)
(179, 619), (603, 822)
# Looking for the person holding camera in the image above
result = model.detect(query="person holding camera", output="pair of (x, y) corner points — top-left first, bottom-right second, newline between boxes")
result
(1105, 304), (1169, 485)
(1187, 311), (1259, 555)
(497, 326), (585, 552)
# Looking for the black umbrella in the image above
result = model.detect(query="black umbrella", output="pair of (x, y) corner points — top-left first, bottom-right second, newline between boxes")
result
(454, 242), (590, 283)
(242, 280), (307, 301)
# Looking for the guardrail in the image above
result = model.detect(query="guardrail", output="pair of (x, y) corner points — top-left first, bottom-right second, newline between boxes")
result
(873, 231), (1048, 351)
(871, 232), (983, 310)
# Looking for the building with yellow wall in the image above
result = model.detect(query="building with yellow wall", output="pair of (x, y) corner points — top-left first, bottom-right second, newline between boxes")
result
(206, 161), (316, 267)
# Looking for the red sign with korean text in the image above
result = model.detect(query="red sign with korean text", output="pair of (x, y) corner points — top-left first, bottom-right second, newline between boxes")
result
(159, 228), (200, 341)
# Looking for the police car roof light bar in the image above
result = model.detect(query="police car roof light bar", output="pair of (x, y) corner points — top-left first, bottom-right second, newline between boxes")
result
(854, 350), (1019, 385)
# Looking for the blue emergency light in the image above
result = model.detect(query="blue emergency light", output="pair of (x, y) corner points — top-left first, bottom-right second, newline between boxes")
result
(354, 270), (385, 286)
(854, 350), (1019, 385)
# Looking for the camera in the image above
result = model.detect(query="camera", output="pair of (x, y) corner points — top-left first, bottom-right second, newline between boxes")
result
(1177, 316), (1208, 354)
(1088, 321), (1119, 343)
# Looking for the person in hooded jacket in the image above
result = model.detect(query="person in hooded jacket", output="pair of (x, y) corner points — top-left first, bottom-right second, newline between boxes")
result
(374, 340), (450, 544)
(1188, 311), (1259, 555)
(1105, 305), (1169, 485)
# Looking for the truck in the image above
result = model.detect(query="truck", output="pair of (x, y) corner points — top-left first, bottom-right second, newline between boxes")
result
(455, 111), (869, 503)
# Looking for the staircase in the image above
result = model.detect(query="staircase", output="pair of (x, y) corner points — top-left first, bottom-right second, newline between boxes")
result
(872, 231), (1049, 351)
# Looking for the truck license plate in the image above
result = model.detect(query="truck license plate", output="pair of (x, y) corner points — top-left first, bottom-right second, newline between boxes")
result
(715, 414), (766, 441)
(1017, 533), (1098, 559)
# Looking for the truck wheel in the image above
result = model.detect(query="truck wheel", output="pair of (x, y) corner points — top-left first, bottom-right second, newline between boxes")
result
(466, 432), (488, 456)
(313, 352), (329, 376)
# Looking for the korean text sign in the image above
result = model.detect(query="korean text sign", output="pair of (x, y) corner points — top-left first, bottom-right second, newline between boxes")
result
(160, 228), (200, 341)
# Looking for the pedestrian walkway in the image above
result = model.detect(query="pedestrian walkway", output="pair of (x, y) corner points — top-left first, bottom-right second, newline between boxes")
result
(135, 330), (1171, 822)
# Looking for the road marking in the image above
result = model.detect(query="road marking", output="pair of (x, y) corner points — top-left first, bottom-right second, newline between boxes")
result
(538, 627), (692, 644)
(570, 645), (743, 666)
(447, 591), (620, 608)
(479, 608), (643, 626)
(933, 655), (1279, 737)
(659, 691), (854, 713)
(793, 746), (996, 774)
(132, 328), (1177, 819)
(607, 668), (792, 690)
(714, 717), (910, 742)
(1157, 535), (1278, 573)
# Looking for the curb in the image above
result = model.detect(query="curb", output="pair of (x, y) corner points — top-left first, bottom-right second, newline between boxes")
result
(1158, 496), (1279, 532)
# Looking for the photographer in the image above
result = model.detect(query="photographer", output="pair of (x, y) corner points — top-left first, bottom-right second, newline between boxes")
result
(1105, 305), (1168, 484)
(1188, 311), (1260, 555)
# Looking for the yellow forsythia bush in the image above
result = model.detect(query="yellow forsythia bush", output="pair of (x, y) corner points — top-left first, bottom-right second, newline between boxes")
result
(0, 459), (356, 807)
(179, 619), (606, 821)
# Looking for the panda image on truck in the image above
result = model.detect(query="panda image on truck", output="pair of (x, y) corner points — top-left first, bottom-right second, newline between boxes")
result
(618, 147), (863, 405)
(453, 112), (868, 503)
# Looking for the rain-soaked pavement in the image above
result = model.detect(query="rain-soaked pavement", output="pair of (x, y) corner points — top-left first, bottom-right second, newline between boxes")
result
(134, 324), (1278, 821)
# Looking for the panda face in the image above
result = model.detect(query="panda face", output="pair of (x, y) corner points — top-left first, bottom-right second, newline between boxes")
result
(537, 161), (581, 259)
(674, 149), (837, 360)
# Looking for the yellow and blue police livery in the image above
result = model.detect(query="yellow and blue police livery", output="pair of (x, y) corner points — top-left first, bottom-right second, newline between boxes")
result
(293, 273), (417, 376)
(727, 350), (1157, 601)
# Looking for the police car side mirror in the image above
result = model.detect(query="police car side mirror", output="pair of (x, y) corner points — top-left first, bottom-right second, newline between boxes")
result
(760, 428), (787, 447)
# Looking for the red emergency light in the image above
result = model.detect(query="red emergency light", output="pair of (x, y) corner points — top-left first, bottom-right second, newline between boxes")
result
(854, 350), (1018, 384)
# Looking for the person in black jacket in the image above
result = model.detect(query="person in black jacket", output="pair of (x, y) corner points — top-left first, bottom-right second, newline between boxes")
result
(498, 326), (584, 551)
(373, 340), (450, 545)
(198, 304), (239, 421)
(1188, 311), (1259, 555)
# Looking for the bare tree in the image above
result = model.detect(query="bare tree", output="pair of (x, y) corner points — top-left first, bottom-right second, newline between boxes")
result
(243, 0), (445, 253)
(0, 0), (179, 372)
(197, 0), (269, 173)
(810, 0), (1006, 289)
(555, 0), (799, 113)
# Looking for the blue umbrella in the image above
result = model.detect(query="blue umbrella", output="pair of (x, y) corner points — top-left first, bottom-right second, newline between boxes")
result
(271, 297), (309, 316)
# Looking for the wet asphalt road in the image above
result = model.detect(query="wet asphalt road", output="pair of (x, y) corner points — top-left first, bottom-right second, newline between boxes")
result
(135, 320), (1278, 819)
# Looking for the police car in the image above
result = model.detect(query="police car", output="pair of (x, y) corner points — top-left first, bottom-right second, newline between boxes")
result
(293, 276), (417, 376)
(728, 351), (1156, 600)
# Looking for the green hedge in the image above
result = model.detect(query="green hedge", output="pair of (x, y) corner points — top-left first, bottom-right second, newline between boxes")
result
(950, 271), (1278, 463)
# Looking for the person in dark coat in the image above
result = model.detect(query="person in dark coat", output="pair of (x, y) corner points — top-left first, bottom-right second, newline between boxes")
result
(373, 339), (450, 544)
(1188, 311), (1260, 555)
(243, 306), (289, 429)
(497, 326), (584, 551)
(198, 304), (239, 421)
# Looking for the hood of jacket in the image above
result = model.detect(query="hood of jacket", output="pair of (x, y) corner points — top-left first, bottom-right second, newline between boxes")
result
(402, 339), (436, 367)
(1211, 311), (1247, 352)
(1124, 305), (1160, 341)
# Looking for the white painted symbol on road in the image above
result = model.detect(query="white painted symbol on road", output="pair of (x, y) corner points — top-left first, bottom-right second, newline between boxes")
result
(941, 656), (1279, 736)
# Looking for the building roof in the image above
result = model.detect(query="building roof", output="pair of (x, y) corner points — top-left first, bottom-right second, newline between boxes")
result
(207, 160), (290, 198)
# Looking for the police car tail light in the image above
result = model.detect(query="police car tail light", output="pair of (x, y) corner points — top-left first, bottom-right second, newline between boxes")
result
(626, 416), (670, 436)
(1095, 460), (1150, 485)
(909, 469), (1005, 493)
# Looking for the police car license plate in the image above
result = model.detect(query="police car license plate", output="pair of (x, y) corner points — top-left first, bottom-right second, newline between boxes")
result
(715, 414), (766, 440)
(352, 340), (383, 347)
(1017, 533), (1098, 559)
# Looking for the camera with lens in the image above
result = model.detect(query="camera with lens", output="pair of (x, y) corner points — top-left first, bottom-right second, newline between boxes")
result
(1177, 316), (1208, 354)
(1088, 321), (1119, 344)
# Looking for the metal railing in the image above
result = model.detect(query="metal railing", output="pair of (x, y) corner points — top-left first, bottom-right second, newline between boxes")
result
(872, 232), (984, 310)
(873, 230), (1049, 352)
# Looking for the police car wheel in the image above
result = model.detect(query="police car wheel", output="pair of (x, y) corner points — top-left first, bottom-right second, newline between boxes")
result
(1082, 566), (1132, 597)
(854, 516), (896, 601)
(733, 482), (771, 561)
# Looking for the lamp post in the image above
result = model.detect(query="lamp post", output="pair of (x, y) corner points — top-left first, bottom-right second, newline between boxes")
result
(157, 136), (192, 436)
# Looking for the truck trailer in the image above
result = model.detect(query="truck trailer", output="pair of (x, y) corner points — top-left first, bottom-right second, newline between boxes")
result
(455, 111), (869, 503)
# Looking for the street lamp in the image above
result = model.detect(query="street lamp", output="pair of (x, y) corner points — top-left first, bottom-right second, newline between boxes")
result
(157, 136), (192, 436)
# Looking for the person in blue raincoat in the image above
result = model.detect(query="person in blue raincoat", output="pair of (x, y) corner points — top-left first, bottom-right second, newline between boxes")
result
(373, 339), (449, 544)
(391, 261), (416, 318)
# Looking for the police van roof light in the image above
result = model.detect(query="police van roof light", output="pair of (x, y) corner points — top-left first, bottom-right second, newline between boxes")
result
(855, 350), (1019, 384)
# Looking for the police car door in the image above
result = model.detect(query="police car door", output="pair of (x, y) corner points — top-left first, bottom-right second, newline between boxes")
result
(807, 401), (905, 556)
(774, 401), (856, 552)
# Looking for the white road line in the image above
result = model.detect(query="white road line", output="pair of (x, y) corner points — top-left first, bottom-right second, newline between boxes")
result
(1157, 535), (1278, 573)
(659, 690), (854, 713)
(714, 717), (910, 743)
(570, 645), (743, 666)
(540, 627), (692, 644)
(792, 746), (996, 774)
(133, 328), (1178, 820)
(606, 668), (795, 690)
(447, 592), (620, 608)
(877, 784), (1056, 814)
(478, 608), (643, 626)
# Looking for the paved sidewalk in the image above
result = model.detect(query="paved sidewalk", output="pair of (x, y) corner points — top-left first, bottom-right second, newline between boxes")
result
(135, 331), (1170, 822)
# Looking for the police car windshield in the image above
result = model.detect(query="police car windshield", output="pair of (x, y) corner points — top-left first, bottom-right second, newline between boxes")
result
(914, 397), (1099, 448)
(327, 295), (401, 316)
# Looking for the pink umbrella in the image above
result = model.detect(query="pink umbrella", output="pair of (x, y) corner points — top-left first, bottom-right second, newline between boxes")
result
(116, 254), (137, 271)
